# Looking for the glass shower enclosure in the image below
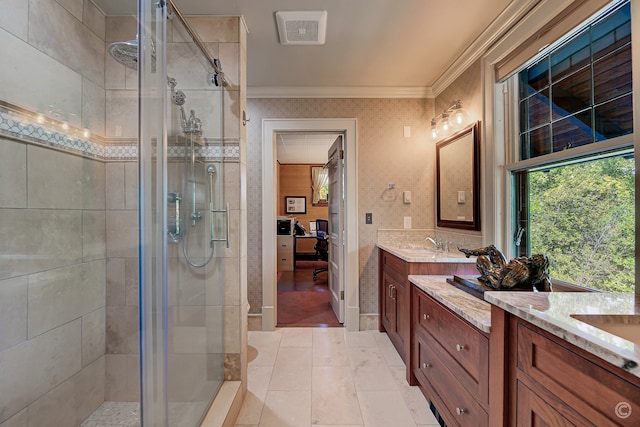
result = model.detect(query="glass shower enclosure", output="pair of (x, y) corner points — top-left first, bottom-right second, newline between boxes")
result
(0, 0), (226, 425)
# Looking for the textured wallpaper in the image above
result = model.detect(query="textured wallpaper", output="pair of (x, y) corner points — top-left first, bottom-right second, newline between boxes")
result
(247, 63), (483, 317)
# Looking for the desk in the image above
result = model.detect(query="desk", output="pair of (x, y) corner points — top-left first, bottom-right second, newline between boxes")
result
(294, 233), (328, 268)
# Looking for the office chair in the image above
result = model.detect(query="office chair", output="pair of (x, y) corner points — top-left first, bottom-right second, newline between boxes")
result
(313, 219), (329, 280)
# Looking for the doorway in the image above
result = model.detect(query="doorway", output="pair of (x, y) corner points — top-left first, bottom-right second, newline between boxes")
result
(262, 119), (359, 331)
(275, 133), (340, 326)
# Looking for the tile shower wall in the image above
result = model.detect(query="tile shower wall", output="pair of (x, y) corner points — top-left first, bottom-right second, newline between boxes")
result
(246, 98), (436, 316)
(1, 4), (247, 425)
(0, 1), (108, 425)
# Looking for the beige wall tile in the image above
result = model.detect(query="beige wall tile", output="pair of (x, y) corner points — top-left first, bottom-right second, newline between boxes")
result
(27, 145), (105, 210)
(27, 260), (106, 338)
(106, 210), (138, 258)
(105, 305), (138, 354)
(206, 305), (223, 354)
(0, 209), (82, 280)
(168, 256), (206, 306)
(82, 307), (105, 367)
(167, 353), (217, 401)
(0, 276), (28, 352)
(106, 258), (125, 306)
(74, 356), (106, 422)
(29, 0), (105, 85)
(55, 0), (83, 21)
(223, 305), (240, 353)
(219, 43), (239, 91)
(105, 15), (136, 43)
(223, 162), (240, 210)
(124, 162), (138, 210)
(0, 27), (82, 126)
(26, 362), (104, 427)
(82, 210), (106, 261)
(0, 0), (28, 41)
(106, 162), (125, 209)
(0, 139), (27, 208)
(26, 380), (76, 426)
(167, 42), (216, 91)
(0, 319), (81, 424)
(124, 258), (139, 306)
(224, 89), (240, 139)
(104, 45), (127, 90)
(82, 77), (106, 136)
(0, 408), (27, 427)
(124, 353), (140, 401)
(82, 0), (105, 40)
(222, 257), (239, 306)
(182, 17), (239, 43)
(105, 90), (138, 137)
(104, 354), (126, 401)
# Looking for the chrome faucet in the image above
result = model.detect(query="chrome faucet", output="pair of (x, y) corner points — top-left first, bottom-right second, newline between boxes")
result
(424, 237), (442, 250)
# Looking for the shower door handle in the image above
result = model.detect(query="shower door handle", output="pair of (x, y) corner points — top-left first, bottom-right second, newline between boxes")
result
(210, 202), (230, 248)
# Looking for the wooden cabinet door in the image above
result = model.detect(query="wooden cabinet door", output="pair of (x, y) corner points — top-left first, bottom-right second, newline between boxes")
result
(516, 380), (591, 427)
(381, 272), (396, 336)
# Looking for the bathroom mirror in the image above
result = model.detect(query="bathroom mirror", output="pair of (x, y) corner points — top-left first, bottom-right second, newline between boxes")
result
(436, 122), (480, 230)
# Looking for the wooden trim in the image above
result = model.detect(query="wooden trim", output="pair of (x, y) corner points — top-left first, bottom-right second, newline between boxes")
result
(489, 305), (508, 426)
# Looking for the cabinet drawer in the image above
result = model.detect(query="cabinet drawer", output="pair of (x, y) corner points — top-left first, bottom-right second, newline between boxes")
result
(415, 288), (488, 403)
(381, 252), (406, 282)
(415, 333), (488, 427)
(516, 321), (640, 426)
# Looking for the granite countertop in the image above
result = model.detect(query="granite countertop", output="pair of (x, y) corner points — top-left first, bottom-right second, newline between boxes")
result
(377, 243), (477, 263)
(485, 291), (640, 379)
(408, 275), (491, 333)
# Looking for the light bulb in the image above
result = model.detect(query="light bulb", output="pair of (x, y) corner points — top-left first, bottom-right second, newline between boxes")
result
(451, 101), (467, 129)
(430, 119), (438, 140)
(438, 113), (452, 137)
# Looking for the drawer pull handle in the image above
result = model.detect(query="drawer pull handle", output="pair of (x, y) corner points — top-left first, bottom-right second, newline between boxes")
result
(456, 407), (466, 415)
(423, 313), (430, 320)
(456, 344), (466, 352)
(422, 362), (431, 368)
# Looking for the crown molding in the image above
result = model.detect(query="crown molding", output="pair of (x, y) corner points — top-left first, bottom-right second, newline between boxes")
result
(247, 85), (434, 99)
(431, 0), (542, 97)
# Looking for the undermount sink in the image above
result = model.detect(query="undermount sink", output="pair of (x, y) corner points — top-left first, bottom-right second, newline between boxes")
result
(570, 314), (640, 345)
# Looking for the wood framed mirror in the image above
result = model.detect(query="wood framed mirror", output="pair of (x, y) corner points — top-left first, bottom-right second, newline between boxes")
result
(436, 122), (480, 230)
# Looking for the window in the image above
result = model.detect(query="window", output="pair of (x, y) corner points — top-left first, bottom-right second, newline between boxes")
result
(311, 166), (329, 204)
(512, 0), (634, 292)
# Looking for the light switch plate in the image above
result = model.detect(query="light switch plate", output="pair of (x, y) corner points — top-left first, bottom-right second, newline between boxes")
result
(457, 190), (466, 203)
(404, 216), (411, 229)
(403, 191), (411, 204)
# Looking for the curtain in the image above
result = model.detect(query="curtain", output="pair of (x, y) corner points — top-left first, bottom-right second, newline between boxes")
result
(311, 166), (329, 204)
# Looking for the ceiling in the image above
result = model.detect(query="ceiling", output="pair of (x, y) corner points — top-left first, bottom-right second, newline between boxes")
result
(91, 0), (517, 97)
(276, 133), (339, 164)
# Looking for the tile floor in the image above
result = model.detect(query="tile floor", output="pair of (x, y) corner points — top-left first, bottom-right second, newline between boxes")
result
(235, 327), (440, 427)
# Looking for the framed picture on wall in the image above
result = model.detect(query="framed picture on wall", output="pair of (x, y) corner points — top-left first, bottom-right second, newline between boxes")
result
(285, 196), (306, 214)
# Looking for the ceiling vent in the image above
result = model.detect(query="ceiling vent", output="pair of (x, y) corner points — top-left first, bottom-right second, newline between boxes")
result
(276, 11), (327, 45)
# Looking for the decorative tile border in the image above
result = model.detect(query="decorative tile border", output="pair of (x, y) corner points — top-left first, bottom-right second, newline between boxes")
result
(0, 102), (240, 162)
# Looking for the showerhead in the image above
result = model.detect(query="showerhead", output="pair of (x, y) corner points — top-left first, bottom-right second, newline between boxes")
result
(108, 39), (139, 70)
(108, 35), (156, 71)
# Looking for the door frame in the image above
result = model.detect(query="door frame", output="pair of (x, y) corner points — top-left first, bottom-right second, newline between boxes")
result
(261, 118), (359, 331)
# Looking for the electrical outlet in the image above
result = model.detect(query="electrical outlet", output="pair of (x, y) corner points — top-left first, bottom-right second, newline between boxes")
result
(365, 213), (373, 224)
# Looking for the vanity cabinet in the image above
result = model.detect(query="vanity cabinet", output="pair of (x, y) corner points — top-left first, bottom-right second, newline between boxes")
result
(494, 308), (640, 426)
(412, 285), (489, 427)
(378, 248), (477, 383)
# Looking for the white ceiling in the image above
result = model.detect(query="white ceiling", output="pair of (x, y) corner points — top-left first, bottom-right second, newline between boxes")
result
(276, 133), (339, 164)
(91, 0), (516, 96)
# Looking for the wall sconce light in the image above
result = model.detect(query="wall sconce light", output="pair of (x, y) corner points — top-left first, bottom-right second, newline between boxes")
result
(430, 100), (467, 141)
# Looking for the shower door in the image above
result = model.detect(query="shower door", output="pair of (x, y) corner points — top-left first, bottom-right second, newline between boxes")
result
(139, 0), (225, 425)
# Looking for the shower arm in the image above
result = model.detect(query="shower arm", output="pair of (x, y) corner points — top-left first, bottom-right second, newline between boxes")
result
(166, 0), (226, 85)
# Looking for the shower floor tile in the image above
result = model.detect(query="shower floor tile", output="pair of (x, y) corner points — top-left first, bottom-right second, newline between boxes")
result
(81, 401), (140, 427)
